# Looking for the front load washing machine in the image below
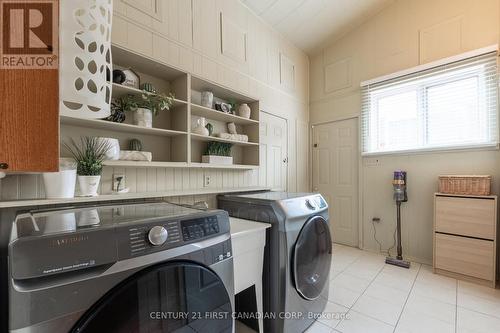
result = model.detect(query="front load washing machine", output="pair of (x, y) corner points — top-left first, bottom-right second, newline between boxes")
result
(218, 192), (332, 333)
(5, 201), (234, 333)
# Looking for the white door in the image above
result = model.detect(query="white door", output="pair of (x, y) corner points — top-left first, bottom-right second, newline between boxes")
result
(259, 112), (287, 191)
(312, 118), (359, 246)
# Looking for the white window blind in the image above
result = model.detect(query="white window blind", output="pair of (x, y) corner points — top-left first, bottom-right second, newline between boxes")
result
(361, 51), (498, 155)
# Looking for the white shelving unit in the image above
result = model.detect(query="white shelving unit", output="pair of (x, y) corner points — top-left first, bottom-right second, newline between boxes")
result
(59, 44), (260, 170)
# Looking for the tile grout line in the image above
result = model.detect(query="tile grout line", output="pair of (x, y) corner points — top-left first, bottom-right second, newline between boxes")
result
(334, 254), (388, 331)
(391, 263), (422, 333)
(327, 249), (368, 330)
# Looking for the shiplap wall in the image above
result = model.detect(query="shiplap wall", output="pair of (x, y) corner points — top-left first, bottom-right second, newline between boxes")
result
(0, 168), (258, 201)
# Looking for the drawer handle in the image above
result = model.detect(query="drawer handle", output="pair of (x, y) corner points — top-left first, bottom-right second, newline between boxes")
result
(0, 163), (8, 170)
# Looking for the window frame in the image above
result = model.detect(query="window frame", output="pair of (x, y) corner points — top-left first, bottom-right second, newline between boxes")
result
(361, 48), (499, 156)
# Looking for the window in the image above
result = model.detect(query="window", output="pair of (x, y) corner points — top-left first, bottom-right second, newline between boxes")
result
(361, 51), (498, 155)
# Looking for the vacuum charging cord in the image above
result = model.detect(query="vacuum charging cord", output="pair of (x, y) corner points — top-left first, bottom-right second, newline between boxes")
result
(372, 217), (396, 257)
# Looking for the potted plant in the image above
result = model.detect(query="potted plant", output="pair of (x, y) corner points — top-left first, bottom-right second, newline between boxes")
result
(202, 142), (233, 165)
(117, 92), (174, 128)
(64, 137), (111, 196)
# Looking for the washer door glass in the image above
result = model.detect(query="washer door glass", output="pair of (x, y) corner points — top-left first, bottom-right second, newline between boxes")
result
(293, 216), (332, 300)
(71, 262), (233, 333)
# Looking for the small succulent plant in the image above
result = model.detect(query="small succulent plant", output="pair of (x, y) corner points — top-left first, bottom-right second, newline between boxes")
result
(204, 142), (233, 157)
(63, 137), (111, 176)
(129, 138), (143, 151)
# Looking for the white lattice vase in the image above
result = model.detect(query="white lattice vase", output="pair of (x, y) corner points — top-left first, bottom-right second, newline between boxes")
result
(60, 0), (113, 118)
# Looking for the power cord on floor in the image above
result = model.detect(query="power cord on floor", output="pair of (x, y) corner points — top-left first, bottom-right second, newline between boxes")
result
(372, 218), (396, 257)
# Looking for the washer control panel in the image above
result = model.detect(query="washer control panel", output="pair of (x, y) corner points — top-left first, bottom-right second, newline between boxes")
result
(182, 216), (219, 241)
(127, 220), (182, 256)
(118, 211), (229, 260)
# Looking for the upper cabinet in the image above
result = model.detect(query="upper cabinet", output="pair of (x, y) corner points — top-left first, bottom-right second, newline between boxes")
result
(0, 69), (59, 172)
(0, 0), (59, 172)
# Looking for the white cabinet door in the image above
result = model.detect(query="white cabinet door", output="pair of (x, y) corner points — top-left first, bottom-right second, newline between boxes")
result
(153, 0), (193, 46)
(260, 112), (287, 191)
(192, 0), (218, 58)
(313, 118), (359, 246)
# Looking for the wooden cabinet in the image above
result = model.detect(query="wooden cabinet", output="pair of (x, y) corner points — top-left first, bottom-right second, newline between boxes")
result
(0, 0), (59, 173)
(433, 193), (497, 287)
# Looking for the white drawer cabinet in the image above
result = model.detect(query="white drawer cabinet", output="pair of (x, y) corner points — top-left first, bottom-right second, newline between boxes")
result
(433, 193), (498, 287)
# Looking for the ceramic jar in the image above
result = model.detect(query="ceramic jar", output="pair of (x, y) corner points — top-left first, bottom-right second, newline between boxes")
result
(201, 91), (214, 108)
(97, 137), (120, 160)
(42, 158), (77, 199)
(238, 103), (251, 119)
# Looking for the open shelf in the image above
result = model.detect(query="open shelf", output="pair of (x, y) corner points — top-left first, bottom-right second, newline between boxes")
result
(191, 75), (257, 103)
(112, 45), (186, 82)
(189, 163), (259, 170)
(190, 103), (258, 125)
(102, 160), (259, 170)
(60, 115), (188, 137)
(112, 83), (187, 107)
(190, 133), (259, 146)
(103, 161), (189, 168)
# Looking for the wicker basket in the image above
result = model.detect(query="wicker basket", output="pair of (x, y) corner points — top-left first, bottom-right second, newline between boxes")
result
(438, 175), (492, 196)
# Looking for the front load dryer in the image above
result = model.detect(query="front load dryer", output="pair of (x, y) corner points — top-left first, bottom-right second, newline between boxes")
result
(218, 192), (332, 333)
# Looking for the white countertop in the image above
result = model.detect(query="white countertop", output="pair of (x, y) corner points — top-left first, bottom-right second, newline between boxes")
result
(0, 187), (271, 208)
(229, 217), (271, 238)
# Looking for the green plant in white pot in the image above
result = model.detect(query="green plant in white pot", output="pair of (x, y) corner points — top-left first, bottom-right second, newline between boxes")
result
(202, 142), (233, 165)
(64, 137), (111, 197)
(120, 92), (174, 128)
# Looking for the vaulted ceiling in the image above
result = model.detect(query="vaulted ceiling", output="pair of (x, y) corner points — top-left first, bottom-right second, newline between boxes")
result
(242, 0), (393, 54)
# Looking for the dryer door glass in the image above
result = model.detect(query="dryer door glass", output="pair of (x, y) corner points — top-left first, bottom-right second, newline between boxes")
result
(293, 215), (332, 300)
(71, 262), (233, 333)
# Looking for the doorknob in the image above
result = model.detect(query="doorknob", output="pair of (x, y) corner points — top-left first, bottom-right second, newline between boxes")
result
(283, 157), (288, 163)
(0, 162), (8, 170)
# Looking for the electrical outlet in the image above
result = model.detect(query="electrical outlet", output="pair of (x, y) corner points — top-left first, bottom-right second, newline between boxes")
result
(364, 158), (381, 167)
(203, 175), (211, 187)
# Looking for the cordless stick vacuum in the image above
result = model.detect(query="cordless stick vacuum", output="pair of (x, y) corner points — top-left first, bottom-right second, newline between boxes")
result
(385, 171), (411, 269)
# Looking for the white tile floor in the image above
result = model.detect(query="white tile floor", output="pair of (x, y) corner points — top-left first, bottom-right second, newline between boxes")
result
(308, 244), (500, 333)
(237, 243), (500, 333)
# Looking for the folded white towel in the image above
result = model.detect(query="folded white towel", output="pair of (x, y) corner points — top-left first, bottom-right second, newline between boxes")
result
(217, 133), (249, 142)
